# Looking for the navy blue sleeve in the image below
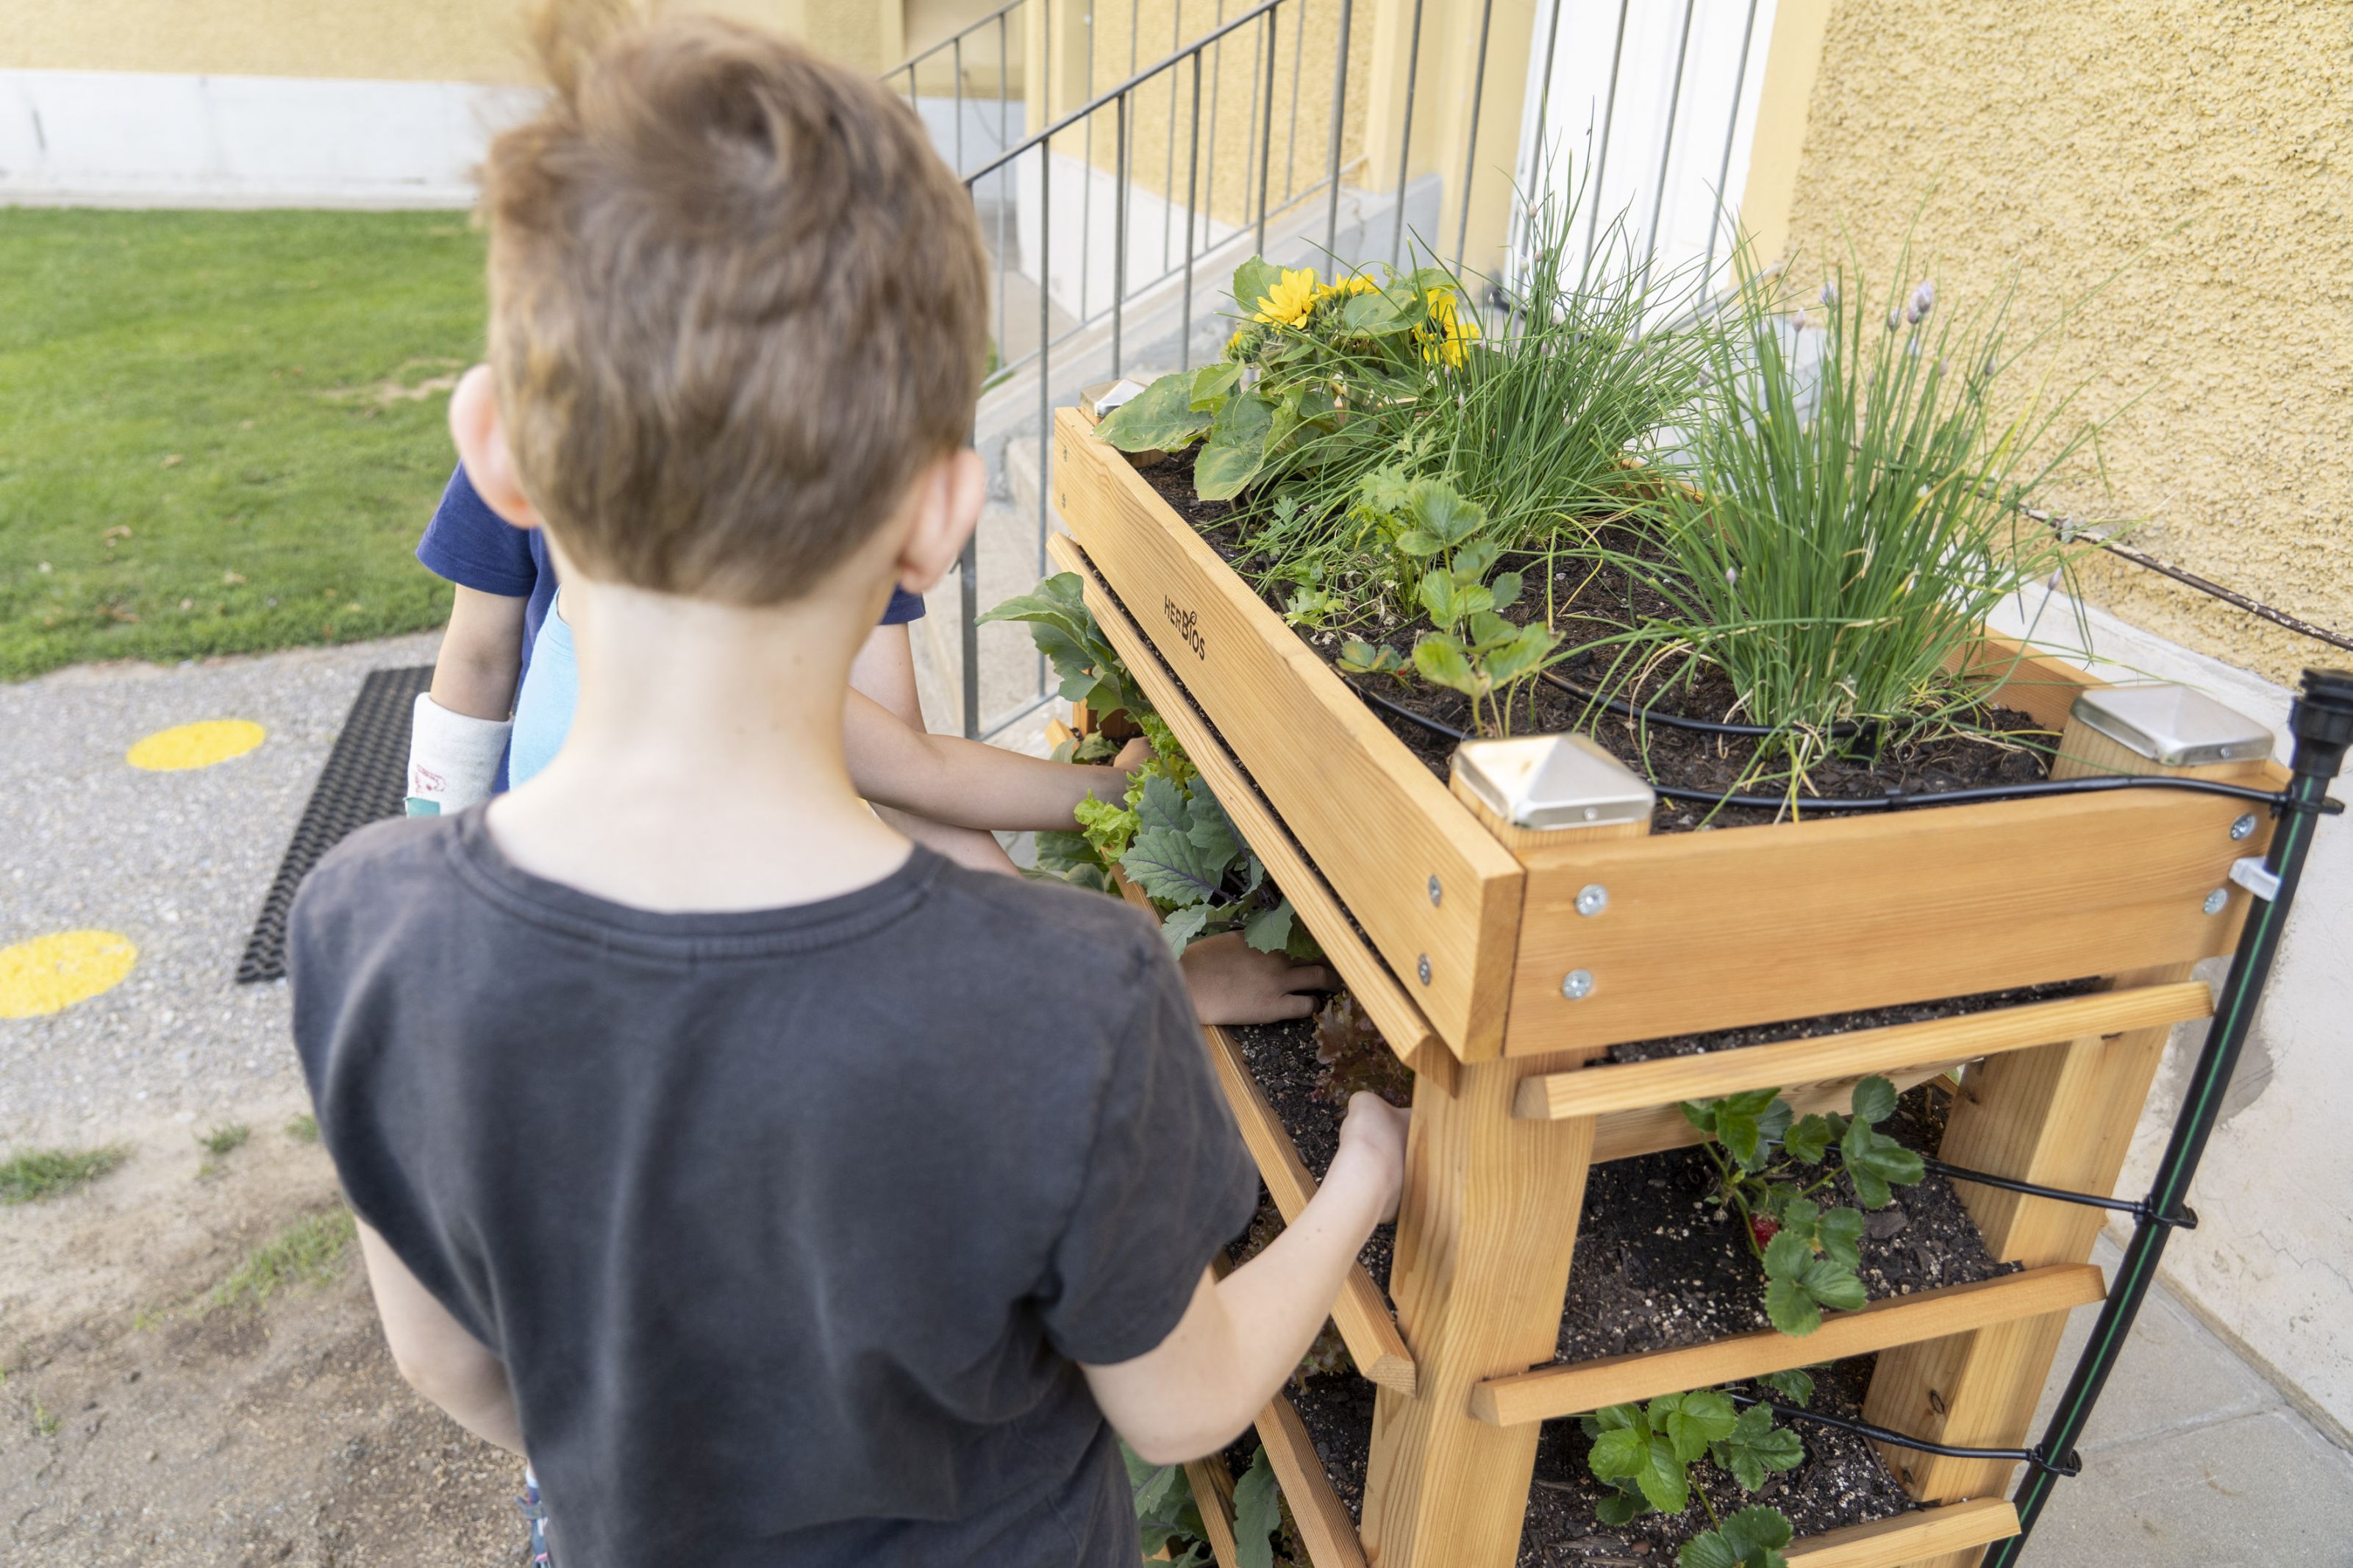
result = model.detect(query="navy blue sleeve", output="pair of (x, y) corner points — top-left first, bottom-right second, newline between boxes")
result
(416, 462), (538, 599)
(880, 586), (927, 625)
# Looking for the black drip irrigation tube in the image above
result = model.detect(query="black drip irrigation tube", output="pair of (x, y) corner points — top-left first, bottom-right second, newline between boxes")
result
(1981, 667), (2353, 1567)
(1345, 680), (2344, 819)
(1721, 1392), (2082, 1481)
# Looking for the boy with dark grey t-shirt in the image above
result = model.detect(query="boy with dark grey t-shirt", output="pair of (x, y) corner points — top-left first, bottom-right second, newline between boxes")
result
(288, 11), (1406, 1567)
(293, 816), (1252, 1564)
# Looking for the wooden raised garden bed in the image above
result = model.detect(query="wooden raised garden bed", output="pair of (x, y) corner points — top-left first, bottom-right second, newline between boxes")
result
(1049, 401), (2286, 1568)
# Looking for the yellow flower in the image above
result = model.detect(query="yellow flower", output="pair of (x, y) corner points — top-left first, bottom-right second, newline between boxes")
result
(1415, 287), (1479, 368)
(1321, 273), (1380, 301)
(1254, 266), (1321, 326)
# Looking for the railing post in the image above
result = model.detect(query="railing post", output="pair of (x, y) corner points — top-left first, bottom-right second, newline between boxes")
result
(1323, 0), (1354, 262)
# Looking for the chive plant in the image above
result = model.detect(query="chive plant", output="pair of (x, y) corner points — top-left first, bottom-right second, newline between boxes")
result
(1601, 246), (2107, 783)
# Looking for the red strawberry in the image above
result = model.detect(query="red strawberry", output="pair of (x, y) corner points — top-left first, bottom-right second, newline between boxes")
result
(1749, 1214), (1781, 1250)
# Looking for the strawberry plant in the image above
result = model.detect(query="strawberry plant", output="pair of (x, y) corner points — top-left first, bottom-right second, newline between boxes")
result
(1681, 1075), (1927, 1336)
(1581, 1383), (1806, 1567)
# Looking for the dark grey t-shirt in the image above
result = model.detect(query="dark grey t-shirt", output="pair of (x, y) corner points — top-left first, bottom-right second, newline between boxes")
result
(288, 811), (1255, 1568)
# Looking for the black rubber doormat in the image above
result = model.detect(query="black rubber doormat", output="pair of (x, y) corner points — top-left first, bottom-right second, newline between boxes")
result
(237, 665), (435, 983)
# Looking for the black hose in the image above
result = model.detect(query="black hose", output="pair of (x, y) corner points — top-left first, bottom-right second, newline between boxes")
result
(1346, 679), (2341, 817)
(1539, 668), (1879, 742)
(1721, 1392), (2080, 1478)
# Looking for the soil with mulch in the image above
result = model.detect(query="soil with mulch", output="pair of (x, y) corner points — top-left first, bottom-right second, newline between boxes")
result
(1235, 1012), (2011, 1345)
(1126, 448), (2058, 832)
(1279, 1353), (1915, 1564)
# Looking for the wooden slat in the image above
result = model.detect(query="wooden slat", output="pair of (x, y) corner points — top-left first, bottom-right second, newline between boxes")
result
(1513, 982), (2215, 1120)
(1504, 784), (2263, 1056)
(1468, 1263), (2104, 1428)
(1591, 1062), (1963, 1164)
(1947, 631), (2104, 734)
(1051, 531), (1444, 1070)
(1785, 1498), (2020, 1568)
(1363, 1062), (1597, 1568)
(1183, 1456), (1243, 1568)
(1199, 1021), (1418, 1395)
(1254, 1390), (1369, 1568)
(1055, 410), (1524, 1060)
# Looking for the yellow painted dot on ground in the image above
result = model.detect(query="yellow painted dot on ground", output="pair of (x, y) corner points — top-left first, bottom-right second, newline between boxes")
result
(126, 719), (266, 771)
(0, 931), (139, 1019)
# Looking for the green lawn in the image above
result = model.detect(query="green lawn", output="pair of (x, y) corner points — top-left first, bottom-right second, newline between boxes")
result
(0, 208), (490, 681)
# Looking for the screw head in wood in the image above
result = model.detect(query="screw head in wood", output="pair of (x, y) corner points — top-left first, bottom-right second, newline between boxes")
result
(1576, 884), (1608, 917)
(2202, 888), (2229, 915)
(1417, 954), (1432, 986)
(1560, 969), (1594, 1000)
(1427, 875), (1442, 906)
(2230, 813), (2257, 840)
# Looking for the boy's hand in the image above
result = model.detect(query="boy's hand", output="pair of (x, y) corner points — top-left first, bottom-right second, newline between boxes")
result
(1179, 933), (1331, 1026)
(1112, 736), (1154, 776)
(1333, 1093), (1410, 1223)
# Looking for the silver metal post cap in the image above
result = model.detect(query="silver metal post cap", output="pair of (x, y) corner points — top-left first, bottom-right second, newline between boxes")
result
(1081, 378), (1151, 420)
(2070, 684), (2275, 768)
(1451, 734), (1655, 830)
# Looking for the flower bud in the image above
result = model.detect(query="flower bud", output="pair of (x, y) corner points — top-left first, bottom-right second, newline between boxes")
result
(1905, 279), (1936, 324)
(1819, 280), (1839, 307)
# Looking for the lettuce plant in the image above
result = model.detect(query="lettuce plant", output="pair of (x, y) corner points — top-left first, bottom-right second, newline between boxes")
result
(1682, 1075), (1927, 1336)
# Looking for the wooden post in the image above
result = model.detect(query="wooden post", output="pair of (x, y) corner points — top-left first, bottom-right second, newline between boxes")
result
(1360, 1053), (1593, 1568)
(1863, 720), (2273, 1567)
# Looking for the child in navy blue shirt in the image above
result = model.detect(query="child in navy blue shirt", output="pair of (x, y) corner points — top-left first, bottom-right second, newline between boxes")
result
(415, 459), (1086, 875)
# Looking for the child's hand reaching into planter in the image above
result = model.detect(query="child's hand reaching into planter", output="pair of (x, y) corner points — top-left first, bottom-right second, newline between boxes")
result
(1081, 1090), (1410, 1465)
(1179, 932), (1332, 1025)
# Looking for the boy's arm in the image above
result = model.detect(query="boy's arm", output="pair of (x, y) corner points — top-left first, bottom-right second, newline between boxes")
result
(850, 625), (1024, 874)
(1081, 1094), (1407, 1464)
(843, 685), (1143, 831)
(410, 585), (526, 816)
(354, 1219), (526, 1456)
(430, 584), (526, 722)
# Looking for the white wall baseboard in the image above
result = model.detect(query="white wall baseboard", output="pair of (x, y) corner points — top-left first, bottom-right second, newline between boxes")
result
(1, 69), (540, 207)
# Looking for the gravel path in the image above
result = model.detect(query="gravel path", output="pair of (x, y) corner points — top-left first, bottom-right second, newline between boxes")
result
(0, 634), (438, 1148)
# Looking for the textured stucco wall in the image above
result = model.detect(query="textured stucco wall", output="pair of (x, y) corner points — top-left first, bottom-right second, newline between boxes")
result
(1779, 0), (2352, 689)
(1, 0), (903, 85)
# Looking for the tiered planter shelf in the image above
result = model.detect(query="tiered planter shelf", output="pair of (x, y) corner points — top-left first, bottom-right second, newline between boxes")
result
(1047, 404), (2285, 1568)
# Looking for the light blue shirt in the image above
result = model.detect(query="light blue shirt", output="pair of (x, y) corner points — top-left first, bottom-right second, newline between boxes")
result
(507, 598), (577, 788)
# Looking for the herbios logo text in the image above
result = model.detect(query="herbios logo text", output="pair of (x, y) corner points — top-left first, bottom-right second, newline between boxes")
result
(1165, 596), (1206, 660)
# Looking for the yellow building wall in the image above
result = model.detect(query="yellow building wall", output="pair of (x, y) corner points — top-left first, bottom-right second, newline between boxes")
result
(1034, 0), (1378, 241)
(1777, 0), (2351, 687)
(3, 0), (904, 84)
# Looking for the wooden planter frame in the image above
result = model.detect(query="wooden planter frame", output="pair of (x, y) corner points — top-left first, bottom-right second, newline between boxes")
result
(1049, 405), (2284, 1568)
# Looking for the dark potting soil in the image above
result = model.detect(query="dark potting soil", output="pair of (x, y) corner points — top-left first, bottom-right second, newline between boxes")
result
(1554, 1084), (2013, 1362)
(1280, 1354), (1914, 1563)
(1236, 1007), (2011, 1347)
(1601, 977), (2101, 1064)
(1126, 449), (2058, 833)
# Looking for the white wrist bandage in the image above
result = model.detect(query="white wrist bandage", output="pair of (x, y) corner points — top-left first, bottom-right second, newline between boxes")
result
(406, 693), (513, 816)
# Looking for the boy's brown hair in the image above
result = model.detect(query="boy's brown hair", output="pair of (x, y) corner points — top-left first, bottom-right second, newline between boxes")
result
(482, 1), (988, 602)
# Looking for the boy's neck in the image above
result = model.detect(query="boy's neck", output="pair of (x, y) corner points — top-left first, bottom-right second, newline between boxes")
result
(485, 576), (911, 912)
